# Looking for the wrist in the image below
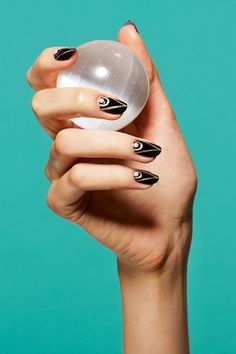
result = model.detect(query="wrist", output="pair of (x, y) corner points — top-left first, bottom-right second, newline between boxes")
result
(117, 254), (187, 298)
(117, 250), (190, 354)
(118, 219), (192, 278)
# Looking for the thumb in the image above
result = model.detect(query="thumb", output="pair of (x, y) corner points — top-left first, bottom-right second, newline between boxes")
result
(117, 21), (171, 113)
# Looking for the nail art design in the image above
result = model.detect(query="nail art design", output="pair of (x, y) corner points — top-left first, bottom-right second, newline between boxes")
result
(124, 20), (139, 33)
(98, 96), (128, 115)
(54, 48), (77, 61)
(133, 170), (159, 185)
(133, 140), (162, 158)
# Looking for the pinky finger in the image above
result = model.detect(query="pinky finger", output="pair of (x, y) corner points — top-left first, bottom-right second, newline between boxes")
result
(46, 163), (159, 218)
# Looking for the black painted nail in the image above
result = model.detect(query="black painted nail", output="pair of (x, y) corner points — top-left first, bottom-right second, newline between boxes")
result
(133, 140), (162, 158)
(124, 20), (139, 33)
(98, 96), (128, 115)
(133, 170), (159, 185)
(54, 48), (77, 61)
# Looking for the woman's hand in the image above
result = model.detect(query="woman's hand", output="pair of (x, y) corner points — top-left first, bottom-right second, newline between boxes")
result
(27, 22), (197, 354)
(27, 25), (197, 272)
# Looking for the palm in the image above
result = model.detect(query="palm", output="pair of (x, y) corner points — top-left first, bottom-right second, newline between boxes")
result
(78, 78), (197, 268)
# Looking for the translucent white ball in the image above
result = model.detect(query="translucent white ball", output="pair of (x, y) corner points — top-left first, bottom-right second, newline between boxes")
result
(57, 40), (149, 131)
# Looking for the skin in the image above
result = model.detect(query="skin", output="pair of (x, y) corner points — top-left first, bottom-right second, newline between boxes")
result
(26, 23), (197, 354)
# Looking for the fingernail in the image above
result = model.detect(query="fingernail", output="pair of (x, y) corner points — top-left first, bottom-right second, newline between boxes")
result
(54, 48), (77, 61)
(133, 170), (159, 185)
(98, 96), (128, 115)
(124, 20), (139, 33)
(133, 140), (162, 158)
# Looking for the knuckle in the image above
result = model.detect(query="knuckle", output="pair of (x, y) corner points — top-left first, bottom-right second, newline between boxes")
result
(36, 48), (51, 69)
(107, 131), (127, 155)
(45, 164), (53, 182)
(31, 91), (43, 115)
(26, 68), (33, 86)
(108, 166), (127, 190)
(68, 165), (83, 189)
(95, 131), (119, 155)
(54, 129), (72, 156)
(46, 187), (57, 212)
(110, 134), (122, 153)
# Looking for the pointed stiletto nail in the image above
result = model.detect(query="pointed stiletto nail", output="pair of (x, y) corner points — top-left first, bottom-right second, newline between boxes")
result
(98, 96), (128, 115)
(124, 20), (139, 33)
(54, 48), (77, 61)
(133, 170), (159, 185)
(133, 140), (162, 158)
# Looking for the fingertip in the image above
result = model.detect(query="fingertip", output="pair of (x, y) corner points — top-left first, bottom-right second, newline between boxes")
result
(118, 23), (139, 43)
(35, 47), (78, 74)
(53, 47), (78, 62)
(97, 95), (128, 119)
(123, 20), (139, 34)
(133, 169), (159, 188)
(27, 46), (79, 91)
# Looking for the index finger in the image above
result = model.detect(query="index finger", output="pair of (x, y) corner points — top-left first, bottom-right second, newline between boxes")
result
(26, 46), (78, 91)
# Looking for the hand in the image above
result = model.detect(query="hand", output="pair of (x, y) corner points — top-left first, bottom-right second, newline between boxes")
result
(27, 23), (197, 354)
(26, 25), (197, 274)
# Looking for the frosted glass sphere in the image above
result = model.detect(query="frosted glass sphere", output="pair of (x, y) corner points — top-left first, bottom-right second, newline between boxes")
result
(57, 40), (149, 131)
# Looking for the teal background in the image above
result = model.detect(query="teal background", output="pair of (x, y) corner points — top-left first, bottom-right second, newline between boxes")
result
(0, 0), (235, 353)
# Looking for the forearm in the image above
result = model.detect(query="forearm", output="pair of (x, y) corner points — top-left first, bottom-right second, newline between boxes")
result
(118, 259), (190, 354)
